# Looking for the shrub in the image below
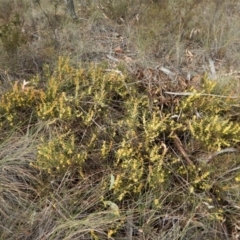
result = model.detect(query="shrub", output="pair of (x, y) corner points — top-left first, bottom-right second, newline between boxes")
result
(1, 57), (240, 238)
(0, 12), (27, 55)
(0, 58), (239, 202)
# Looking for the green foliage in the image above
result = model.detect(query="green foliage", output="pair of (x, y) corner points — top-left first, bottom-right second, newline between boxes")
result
(0, 13), (26, 54)
(189, 114), (240, 150)
(0, 80), (44, 128)
(175, 76), (240, 151)
(34, 132), (85, 174)
(0, 58), (240, 205)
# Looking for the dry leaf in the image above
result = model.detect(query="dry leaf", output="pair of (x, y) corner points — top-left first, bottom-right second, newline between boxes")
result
(114, 46), (123, 54)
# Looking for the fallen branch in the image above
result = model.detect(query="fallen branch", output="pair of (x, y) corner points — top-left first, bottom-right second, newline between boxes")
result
(164, 91), (238, 99)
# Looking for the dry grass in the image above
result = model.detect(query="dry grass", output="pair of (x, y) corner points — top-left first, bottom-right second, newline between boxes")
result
(1, 0), (240, 239)
(1, 129), (240, 238)
(1, 0), (240, 78)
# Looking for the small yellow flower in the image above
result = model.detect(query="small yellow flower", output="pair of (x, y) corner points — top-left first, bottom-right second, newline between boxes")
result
(189, 186), (194, 193)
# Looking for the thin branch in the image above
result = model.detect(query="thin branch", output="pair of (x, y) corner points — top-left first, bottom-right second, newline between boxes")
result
(205, 147), (238, 163)
(172, 133), (194, 165)
(164, 91), (239, 99)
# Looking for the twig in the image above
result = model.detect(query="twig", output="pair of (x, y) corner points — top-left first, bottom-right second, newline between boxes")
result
(126, 214), (133, 240)
(205, 147), (238, 163)
(159, 66), (175, 81)
(209, 58), (216, 79)
(106, 55), (120, 62)
(104, 69), (123, 76)
(164, 91), (239, 99)
(172, 133), (194, 165)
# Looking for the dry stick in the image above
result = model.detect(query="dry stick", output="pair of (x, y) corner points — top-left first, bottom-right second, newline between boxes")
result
(209, 58), (216, 79)
(164, 91), (239, 99)
(205, 147), (239, 163)
(172, 133), (194, 165)
(159, 66), (175, 81)
(106, 54), (120, 62)
(126, 214), (133, 240)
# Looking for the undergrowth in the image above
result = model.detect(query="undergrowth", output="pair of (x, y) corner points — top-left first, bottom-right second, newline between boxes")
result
(1, 0), (240, 239)
(1, 57), (240, 239)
